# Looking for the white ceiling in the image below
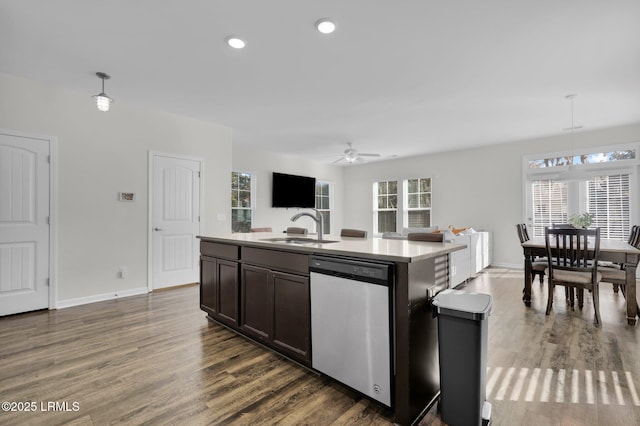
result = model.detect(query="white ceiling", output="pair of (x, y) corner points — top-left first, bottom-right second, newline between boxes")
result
(2, 0), (639, 164)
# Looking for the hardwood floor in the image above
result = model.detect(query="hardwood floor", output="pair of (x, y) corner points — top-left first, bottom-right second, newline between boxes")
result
(0, 269), (638, 425)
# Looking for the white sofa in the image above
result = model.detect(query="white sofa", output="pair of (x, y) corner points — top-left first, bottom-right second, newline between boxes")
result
(382, 227), (492, 288)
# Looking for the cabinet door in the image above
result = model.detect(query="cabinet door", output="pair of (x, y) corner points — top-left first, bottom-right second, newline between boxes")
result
(240, 264), (273, 341)
(272, 271), (310, 363)
(200, 256), (218, 316)
(217, 259), (239, 326)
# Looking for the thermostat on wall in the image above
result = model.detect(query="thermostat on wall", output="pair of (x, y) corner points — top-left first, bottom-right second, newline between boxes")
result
(118, 192), (136, 202)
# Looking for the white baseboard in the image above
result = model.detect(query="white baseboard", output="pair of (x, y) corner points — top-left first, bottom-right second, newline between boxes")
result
(489, 262), (523, 269)
(56, 286), (149, 309)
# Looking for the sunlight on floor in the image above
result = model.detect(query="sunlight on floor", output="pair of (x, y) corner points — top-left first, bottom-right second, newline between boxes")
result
(486, 366), (640, 406)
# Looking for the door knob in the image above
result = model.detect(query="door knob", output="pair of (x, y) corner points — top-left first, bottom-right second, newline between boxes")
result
(154, 228), (164, 231)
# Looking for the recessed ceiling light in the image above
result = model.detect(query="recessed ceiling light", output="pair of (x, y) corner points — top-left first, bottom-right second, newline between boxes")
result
(226, 36), (246, 49)
(315, 18), (336, 34)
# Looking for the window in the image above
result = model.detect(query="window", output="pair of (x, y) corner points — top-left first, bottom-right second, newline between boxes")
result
(231, 171), (253, 232)
(531, 179), (568, 237)
(405, 178), (432, 227)
(373, 180), (398, 233)
(588, 174), (630, 240)
(528, 149), (635, 169)
(525, 145), (636, 240)
(315, 181), (331, 234)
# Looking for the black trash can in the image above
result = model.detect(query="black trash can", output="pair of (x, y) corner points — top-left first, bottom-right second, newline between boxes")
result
(432, 289), (492, 426)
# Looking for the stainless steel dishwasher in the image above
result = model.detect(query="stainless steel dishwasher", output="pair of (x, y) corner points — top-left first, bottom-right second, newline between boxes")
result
(309, 255), (394, 407)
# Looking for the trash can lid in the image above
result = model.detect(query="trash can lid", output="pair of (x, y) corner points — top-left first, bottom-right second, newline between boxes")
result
(432, 289), (492, 320)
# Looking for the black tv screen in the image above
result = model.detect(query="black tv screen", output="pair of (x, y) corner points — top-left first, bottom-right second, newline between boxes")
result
(272, 172), (316, 208)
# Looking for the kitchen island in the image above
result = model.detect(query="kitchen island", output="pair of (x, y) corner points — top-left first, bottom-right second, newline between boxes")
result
(197, 232), (465, 426)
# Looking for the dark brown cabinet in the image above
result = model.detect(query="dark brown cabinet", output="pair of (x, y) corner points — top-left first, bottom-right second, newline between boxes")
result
(200, 242), (240, 328)
(239, 248), (311, 364)
(200, 241), (311, 365)
(271, 271), (310, 361)
(240, 264), (272, 340)
(239, 262), (310, 364)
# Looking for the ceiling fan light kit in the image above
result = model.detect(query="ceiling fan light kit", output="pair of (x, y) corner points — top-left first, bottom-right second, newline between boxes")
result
(332, 143), (381, 164)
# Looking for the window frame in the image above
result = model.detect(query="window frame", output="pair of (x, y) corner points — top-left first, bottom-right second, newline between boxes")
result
(403, 177), (432, 229)
(523, 143), (638, 240)
(373, 179), (399, 235)
(315, 180), (333, 234)
(231, 170), (256, 233)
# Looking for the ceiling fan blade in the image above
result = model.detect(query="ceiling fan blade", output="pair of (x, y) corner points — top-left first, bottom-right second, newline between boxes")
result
(331, 157), (346, 164)
(359, 153), (380, 157)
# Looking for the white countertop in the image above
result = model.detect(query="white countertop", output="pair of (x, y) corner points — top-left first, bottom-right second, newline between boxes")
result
(198, 232), (466, 263)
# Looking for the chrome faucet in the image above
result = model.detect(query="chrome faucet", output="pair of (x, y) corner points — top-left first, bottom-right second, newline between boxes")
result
(290, 209), (324, 241)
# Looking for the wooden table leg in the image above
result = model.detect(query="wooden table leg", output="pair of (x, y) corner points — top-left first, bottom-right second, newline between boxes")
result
(523, 253), (532, 307)
(625, 254), (637, 325)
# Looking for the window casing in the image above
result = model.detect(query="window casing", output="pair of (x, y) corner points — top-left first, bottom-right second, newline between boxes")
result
(525, 145), (637, 240)
(231, 171), (254, 232)
(315, 181), (332, 234)
(373, 180), (398, 234)
(404, 178), (432, 228)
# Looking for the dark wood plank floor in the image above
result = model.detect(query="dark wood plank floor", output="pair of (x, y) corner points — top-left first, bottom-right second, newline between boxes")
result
(1, 268), (639, 425)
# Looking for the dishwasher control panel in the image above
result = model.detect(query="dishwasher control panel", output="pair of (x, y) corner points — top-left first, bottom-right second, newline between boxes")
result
(309, 256), (393, 286)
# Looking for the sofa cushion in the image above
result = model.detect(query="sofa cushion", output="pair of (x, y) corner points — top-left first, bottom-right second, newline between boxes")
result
(402, 226), (438, 236)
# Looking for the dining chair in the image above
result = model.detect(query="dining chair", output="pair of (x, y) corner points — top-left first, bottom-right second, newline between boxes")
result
(407, 232), (444, 242)
(552, 223), (577, 229)
(340, 228), (368, 238)
(250, 227), (272, 232)
(599, 225), (640, 302)
(286, 227), (308, 235)
(544, 227), (602, 325)
(516, 224), (546, 284)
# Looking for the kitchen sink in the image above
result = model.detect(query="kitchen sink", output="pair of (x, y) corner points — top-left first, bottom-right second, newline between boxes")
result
(259, 237), (339, 244)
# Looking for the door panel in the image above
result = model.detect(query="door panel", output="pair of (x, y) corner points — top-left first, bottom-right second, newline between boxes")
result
(218, 259), (238, 324)
(200, 257), (217, 315)
(272, 271), (310, 361)
(0, 133), (50, 316)
(240, 264), (272, 340)
(152, 154), (201, 289)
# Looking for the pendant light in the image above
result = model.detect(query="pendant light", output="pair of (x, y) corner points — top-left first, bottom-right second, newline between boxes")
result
(93, 72), (113, 112)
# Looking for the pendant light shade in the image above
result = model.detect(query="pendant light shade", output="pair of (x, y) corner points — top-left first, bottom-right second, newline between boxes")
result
(93, 72), (113, 112)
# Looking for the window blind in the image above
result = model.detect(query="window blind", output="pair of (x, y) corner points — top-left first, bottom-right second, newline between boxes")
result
(587, 174), (630, 240)
(531, 179), (568, 237)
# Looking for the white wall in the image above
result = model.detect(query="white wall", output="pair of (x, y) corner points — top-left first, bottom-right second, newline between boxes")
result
(0, 73), (232, 304)
(343, 123), (640, 267)
(232, 145), (345, 234)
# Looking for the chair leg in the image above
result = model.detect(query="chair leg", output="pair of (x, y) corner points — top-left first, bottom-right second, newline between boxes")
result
(577, 289), (584, 310)
(565, 287), (575, 307)
(546, 283), (554, 315)
(613, 284), (620, 293)
(592, 284), (601, 325)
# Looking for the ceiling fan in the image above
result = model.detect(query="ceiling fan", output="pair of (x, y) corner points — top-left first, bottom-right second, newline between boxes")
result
(332, 143), (381, 164)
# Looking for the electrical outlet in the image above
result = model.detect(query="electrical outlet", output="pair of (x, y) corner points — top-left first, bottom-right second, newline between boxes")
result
(119, 266), (128, 279)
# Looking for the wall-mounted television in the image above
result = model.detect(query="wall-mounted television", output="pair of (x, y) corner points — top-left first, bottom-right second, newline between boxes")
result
(272, 172), (316, 208)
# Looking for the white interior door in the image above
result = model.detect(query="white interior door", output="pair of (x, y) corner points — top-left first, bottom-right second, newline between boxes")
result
(0, 133), (50, 316)
(151, 154), (201, 289)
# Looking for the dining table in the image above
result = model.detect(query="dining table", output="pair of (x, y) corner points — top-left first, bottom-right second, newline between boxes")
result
(521, 237), (640, 325)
